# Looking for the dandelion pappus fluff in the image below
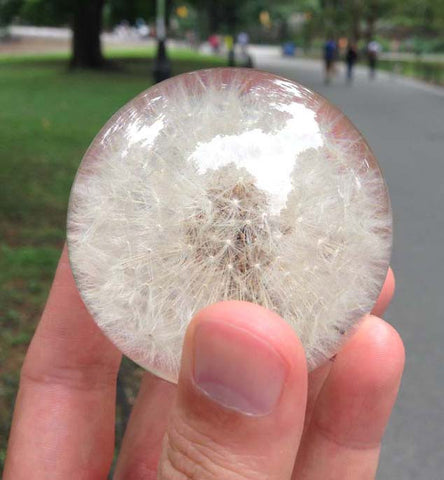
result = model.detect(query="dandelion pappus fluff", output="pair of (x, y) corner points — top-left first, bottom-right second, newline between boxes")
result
(67, 68), (392, 382)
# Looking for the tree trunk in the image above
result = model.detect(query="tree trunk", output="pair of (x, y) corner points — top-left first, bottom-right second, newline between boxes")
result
(70, 0), (106, 69)
(207, 0), (221, 33)
(350, 0), (363, 42)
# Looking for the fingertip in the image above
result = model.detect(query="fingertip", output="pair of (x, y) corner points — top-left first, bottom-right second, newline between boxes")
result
(180, 301), (308, 420)
(190, 301), (306, 368)
(312, 314), (405, 448)
(345, 315), (405, 387)
(292, 319), (404, 478)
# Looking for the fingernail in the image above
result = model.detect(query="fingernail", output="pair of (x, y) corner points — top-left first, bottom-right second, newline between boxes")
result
(193, 320), (289, 416)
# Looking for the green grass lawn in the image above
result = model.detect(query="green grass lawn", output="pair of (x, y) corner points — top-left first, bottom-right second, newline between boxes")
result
(0, 48), (225, 468)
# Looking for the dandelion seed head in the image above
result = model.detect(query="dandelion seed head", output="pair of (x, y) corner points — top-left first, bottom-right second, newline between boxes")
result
(67, 68), (392, 382)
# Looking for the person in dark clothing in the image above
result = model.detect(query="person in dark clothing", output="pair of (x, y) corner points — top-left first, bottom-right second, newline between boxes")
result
(345, 43), (358, 83)
(324, 39), (337, 84)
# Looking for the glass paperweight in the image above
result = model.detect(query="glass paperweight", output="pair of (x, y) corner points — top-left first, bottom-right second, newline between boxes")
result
(67, 68), (392, 382)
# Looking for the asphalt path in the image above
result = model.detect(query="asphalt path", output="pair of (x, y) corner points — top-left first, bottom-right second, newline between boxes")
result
(250, 47), (444, 479)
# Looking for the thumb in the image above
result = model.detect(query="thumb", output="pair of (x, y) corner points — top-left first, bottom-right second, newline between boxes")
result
(158, 301), (308, 480)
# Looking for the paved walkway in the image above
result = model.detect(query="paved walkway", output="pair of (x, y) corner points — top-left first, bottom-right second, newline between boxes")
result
(250, 46), (444, 479)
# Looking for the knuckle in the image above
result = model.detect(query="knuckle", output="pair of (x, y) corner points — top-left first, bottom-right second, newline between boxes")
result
(19, 362), (117, 392)
(158, 414), (263, 480)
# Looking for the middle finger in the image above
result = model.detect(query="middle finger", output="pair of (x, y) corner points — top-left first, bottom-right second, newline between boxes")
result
(113, 372), (176, 479)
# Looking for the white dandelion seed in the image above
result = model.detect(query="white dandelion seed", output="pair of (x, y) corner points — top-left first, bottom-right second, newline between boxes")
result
(67, 68), (392, 382)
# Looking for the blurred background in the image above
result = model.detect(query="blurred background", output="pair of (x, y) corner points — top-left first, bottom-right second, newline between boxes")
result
(1, 0), (443, 477)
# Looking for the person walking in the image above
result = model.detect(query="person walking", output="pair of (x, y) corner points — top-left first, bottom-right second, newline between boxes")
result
(367, 40), (381, 79)
(237, 31), (250, 55)
(208, 34), (220, 54)
(345, 43), (358, 83)
(236, 31), (253, 68)
(224, 35), (235, 66)
(324, 38), (337, 84)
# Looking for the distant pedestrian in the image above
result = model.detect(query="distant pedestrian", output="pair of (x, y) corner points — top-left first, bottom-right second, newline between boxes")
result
(224, 35), (235, 66)
(236, 31), (253, 68)
(208, 34), (220, 54)
(135, 18), (150, 38)
(345, 43), (358, 83)
(367, 40), (381, 79)
(324, 39), (337, 84)
(237, 32), (250, 55)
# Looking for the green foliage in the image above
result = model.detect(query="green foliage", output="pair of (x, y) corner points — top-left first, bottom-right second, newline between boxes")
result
(2, 0), (444, 43)
(14, 0), (156, 28)
(170, 2), (200, 35)
(379, 58), (444, 85)
(232, 0), (444, 45)
(188, 0), (249, 37)
(0, 0), (23, 26)
(4, 0), (443, 46)
(390, 0), (444, 33)
(18, 0), (70, 26)
(104, 0), (156, 28)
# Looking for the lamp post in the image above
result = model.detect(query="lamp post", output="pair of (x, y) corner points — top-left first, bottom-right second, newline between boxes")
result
(153, 0), (171, 83)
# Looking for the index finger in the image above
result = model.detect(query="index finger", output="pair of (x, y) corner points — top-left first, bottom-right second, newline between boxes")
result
(4, 245), (122, 479)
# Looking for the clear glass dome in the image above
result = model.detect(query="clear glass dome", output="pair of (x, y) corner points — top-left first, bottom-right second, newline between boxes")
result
(67, 68), (392, 382)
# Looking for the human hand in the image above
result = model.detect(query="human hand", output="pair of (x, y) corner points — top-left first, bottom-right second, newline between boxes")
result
(4, 245), (404, 479)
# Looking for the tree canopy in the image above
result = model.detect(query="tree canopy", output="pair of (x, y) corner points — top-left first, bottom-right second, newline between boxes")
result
(1, 0), (442, 68)
(3, 0), (443, 38)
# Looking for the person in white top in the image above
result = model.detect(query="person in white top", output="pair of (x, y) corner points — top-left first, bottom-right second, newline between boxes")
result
(367, 40), (381, 79)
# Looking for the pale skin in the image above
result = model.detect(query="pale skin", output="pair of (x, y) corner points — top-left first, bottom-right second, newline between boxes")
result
(4, 245), (404, 479)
